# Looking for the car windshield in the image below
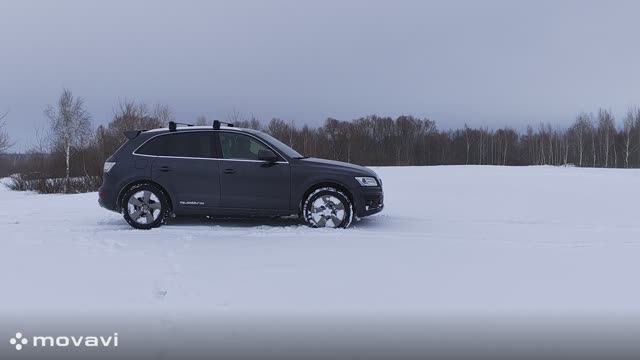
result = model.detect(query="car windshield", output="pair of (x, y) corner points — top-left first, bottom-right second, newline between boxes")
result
(253, 131), (305, 159)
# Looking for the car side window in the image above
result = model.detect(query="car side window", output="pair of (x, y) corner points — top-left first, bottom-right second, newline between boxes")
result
(136, 135), (169, 156)
(219, 132), (276, 161)
(137, 132), (216, 158)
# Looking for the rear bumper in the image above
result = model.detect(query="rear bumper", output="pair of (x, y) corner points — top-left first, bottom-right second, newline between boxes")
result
(353, 187), (384, 218)
(98, 185), (120, 213)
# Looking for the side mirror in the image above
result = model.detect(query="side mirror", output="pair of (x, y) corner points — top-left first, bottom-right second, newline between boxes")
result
(258, 149), (279, 163)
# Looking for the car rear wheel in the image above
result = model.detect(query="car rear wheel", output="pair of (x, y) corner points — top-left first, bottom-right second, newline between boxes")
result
(122, 183), (168, 230)
(302, 187), (353, 228)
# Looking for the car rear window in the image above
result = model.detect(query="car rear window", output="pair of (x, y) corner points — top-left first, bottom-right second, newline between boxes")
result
(136, 132), (216, 158)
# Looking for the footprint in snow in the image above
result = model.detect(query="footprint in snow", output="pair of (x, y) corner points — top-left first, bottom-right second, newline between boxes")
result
(154, 289), (168, 299)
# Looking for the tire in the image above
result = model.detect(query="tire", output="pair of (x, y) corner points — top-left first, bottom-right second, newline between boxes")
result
(302, 187), (353, 228)
(121, 183), (169, 230)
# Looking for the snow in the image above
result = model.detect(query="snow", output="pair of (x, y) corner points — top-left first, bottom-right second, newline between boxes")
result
(2, 165), (640, 318)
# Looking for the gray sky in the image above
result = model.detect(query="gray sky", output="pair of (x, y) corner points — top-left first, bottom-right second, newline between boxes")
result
(2, 0), (640, 150)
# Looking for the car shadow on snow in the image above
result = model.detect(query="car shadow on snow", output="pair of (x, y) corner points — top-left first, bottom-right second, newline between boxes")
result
(168, 215), (385, 229)
(101, 215), (385, 229)
(168, 216), (303, 228)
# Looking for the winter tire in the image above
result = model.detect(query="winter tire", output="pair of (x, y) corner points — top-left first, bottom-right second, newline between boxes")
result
(121, 183), (169, 230)
(302, 187), (353, 228)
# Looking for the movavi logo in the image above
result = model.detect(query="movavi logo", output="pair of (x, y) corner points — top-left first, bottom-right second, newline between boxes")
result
(9, 331), (118, 351)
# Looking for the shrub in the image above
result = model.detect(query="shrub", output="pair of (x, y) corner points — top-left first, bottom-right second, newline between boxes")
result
(8, 174), (101, 194)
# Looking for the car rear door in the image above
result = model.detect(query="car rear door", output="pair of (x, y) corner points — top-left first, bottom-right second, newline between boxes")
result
(216, 131), (290, 211)
(135, 131), (221, 213)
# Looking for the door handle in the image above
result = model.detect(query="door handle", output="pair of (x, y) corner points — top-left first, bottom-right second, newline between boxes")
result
(159, 166), (171, 172)
(223, 168), (236, 174)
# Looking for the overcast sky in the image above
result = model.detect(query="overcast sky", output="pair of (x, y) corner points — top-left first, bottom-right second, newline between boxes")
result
(2, 0), (640, 149)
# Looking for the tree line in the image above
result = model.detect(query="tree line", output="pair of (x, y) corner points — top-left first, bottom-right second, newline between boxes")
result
(2, 89), (640, 192)
(236, 109), (640, 168)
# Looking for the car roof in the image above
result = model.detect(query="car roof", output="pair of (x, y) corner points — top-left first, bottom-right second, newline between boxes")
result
(134, 126), (271, 145)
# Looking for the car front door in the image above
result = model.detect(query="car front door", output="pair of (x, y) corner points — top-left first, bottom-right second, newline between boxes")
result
(136, 131), (221, 213)
(217, 131), (290, 211)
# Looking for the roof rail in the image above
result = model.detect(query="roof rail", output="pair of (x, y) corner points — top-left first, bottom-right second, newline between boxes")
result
(213, 120), (234, 130)
(168, 121), (195, 132)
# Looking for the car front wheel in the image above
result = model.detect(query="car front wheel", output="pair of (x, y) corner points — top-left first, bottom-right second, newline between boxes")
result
(302, 187), (353, 228)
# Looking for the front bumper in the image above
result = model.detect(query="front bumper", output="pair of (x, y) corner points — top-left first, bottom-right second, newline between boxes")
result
(353, 186), (384, 217)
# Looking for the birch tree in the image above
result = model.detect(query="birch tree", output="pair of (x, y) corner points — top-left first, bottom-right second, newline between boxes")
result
(464, 124), (471, 165)
(569, 113), (592, 167)
(597, 109), (615, 168)
(45, 89), (92, 193)
(623, 110), (635, 168)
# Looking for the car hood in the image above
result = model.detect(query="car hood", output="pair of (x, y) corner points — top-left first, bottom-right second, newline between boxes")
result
(298, 157), (377, 176)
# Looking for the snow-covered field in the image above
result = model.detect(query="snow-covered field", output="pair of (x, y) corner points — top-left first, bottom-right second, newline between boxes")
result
(2, 165), (640, 317)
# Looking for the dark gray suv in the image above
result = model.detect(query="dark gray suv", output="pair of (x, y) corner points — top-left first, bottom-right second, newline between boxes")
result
(99, 121), (384, 229)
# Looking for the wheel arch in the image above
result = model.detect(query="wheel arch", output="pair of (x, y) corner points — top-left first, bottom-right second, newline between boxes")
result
(117, 179), (174, 212)
(300, 181), (354, 212)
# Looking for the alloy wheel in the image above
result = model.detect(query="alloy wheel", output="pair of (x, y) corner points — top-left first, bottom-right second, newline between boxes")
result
(308, 195), (346, 228)
(127, 190), (162, 225)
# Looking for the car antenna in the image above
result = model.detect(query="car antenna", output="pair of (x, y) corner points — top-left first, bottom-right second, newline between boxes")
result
(168, 121), (195, 132)
(213, 120), (234, 130)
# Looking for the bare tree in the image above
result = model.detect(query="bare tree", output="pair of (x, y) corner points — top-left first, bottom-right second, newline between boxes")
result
(622, 109), (636, 168)
(569, 113), (592, 167)
(110, 100), (166, 134)
(152, 103), (174, 125)
(591, 129), (597, 167)
(0, 111), (10, 154)
(464, 124), (471, 165)
(45, 89), (92, 192)
(597, 109), (615, 168)
(195, 115), (208, 126)
(227, 109), (245, 123)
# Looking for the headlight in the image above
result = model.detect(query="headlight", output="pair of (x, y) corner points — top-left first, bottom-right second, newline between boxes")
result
(103, 162), (116, 173)
(355, 176), (378, 187)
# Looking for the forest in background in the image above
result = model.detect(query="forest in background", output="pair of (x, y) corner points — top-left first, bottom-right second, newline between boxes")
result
(2, 89), (640, 192)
